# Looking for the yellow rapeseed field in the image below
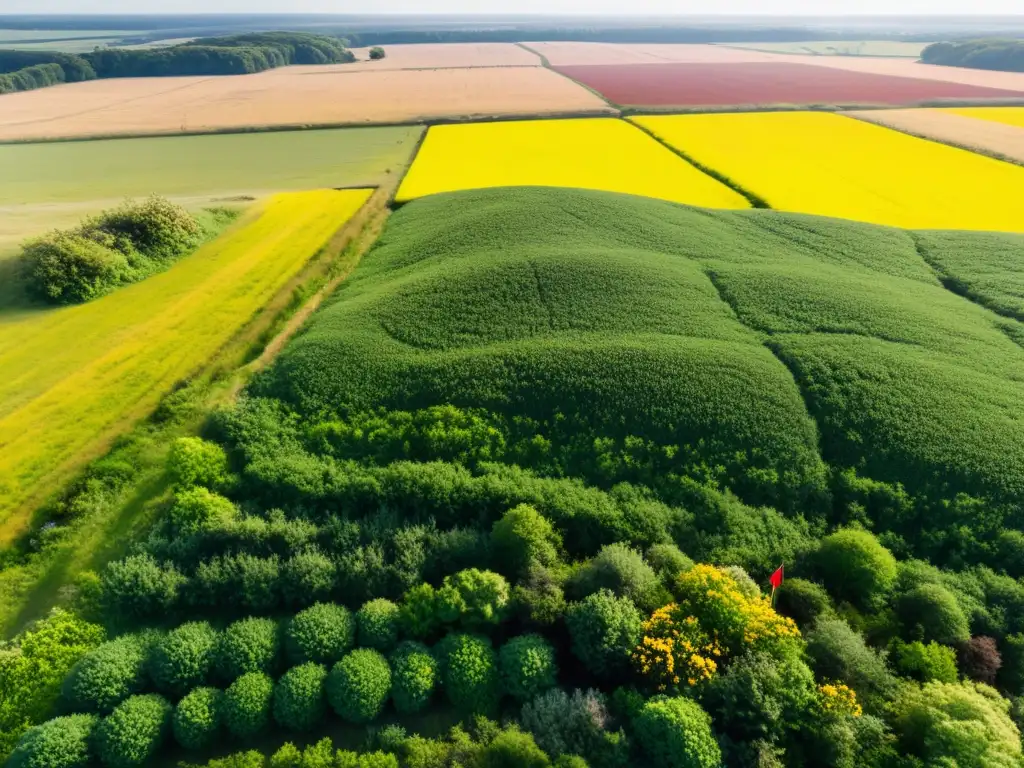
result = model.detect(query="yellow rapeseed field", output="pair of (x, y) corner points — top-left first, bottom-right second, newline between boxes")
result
(394, 118), (750, 209)
(633, 112), (1024, 232)
(944, 106), (1024, 130)
(0, 189), (372, 542)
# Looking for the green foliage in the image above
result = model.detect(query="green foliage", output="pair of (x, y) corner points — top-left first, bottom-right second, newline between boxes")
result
(895, 583), (971, 645)
(173, 686), (222, 750)
(520, 688), (617, 763)
(149, 621), (219, 697)
(273, 663), (327, 731)
(892, 681), (1023, 767)
(369, 47), (386, 60)
(570, 543), (665, 612)
(437, 569), (511, 629)
(805, 619), (896, 708)
(498, 634), (558, 702)
(222, 672), (274, 738)
(774, 578), (833, 628)
(645, 544), (693, 586)
(100, 554), (184, 620)
(566, 590), (642, 680)
(389, 641), (438, 714)
(633, 696), (721, 768)
(216, 617), (280, 680)
(285, 602), (355, 666)
(476, 726), (551, 768)
(998, 633), (1024, 696)
(514, 563), (567, 627)
(62, 633), (151, 715)
(399, 584), (442, 640)
(94, 694), (172, 768)
(327, 649), (391, 724)
(169, 487), (238, 533)
(357, 599), (401, 651)
(892, 640), (959, 684)
(814, 529), (897, 610)
(167, 437), (230, 489)
(921, 39), (1024, 72)
(281, 548), (336, 608)
(435, 633), (500, 714)
(6, 714), (97, 768)
(491, 504), (560, 576)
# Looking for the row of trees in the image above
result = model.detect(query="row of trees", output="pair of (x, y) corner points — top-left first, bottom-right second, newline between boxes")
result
(921, 39), (1024, 73)
(0, 63), (65, 94)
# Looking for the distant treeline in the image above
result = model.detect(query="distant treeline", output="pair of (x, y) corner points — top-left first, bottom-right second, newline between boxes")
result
(0, 32), (354, 95)
(921, 39), (1024, 72)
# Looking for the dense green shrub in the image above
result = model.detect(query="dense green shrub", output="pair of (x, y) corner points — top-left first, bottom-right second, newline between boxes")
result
(173, 686), (223, 750)
(498, 634), (558, 702)
(94, 694), (172, 768)
(327, 650), (391, 723)
(998, 633), (1024, 695)
(389, 641), (438, 714)
(645, 543), (693, 585)
(6, 714), (98, 768)
(491, 504), (560, 576)
(285, 602), (355, 666)
(223, 672), (274, 738)
(570, 543), (664, 612)
(814, 529), (897, 610)
(520, 688), (614, 761)
(435, 633), (500, 714)
(805, 619), (896, 707)
(281, 549), (336, 607)
(437, 569), (511, 629)
(774, 577), (832, 628)
(273, 663), (328, 731)
(149, 621), (219, 697)
(168, 488), (237, 533)
(633, 696), (721, 768)
(216, 617), (280, 680)
(356, 599), (401, 651)
(399, 583), (441, 640)
(369, 47), (386, 60)
(167, 437), (230, 489)
(62, 634), (151, 714)
(895, 583), (971, 645)
(514, 563), (567, 627)
(476, 726), (551, 768)
(101, 554), (184, 619)
(566, 590), (643, 680)
(892, 681), (1023, 766)
(892, 640), (959, 683)
(192, 553), (281, 613)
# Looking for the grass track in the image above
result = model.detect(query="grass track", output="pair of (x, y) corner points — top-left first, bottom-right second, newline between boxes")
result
(0, 189), (372, 545)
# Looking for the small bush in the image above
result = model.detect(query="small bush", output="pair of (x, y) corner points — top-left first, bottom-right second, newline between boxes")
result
(167, 437), (229, 489)
(514, 563), (567, 627)
(173, 687), (223, 750)
(437, 569), (511, 629)
(399, 583), (440, 640)
(633, 696), (721, 768)
(217, 617), (280, 680)
(94, 694), (172, 768)
(149, 621), (219, 697)
(477, 726), (551, 768)
(435, 633), (500, 714)
(90, 196), (203, 262)
(774, 578), (833, 628)
(499, 634), (558, 702)
(389, 641), (438, 714)
(357, 599), (401, 651)
(369, 47), (386, 60)
(21, 230), (132, 305)
(815, 529), (897, 610)
(285, 602), (355, 666)
(327, 649), (391, 724)
(491, 504), (560, 576)
(892, 640), (959, 684)
(223, 672), (274, 738)
(566, 590), (643, 680)
(101, 555), (184, 620)
(63, 634), (150, 715)
(168, 488), (237, 533)
(273, 663), (328, 731)
(6, 714), (98, 768)
(959, 636), (1002, 685)
(571, 543), (664, 612)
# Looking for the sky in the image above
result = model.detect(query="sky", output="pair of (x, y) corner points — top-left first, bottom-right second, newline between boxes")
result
(3, 0), (1022, 14)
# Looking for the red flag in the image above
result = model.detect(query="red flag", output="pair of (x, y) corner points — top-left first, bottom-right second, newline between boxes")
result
(769, 564), (784, 590)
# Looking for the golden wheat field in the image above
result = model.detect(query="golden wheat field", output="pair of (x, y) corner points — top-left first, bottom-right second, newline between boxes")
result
(395, 118), (750, 208)
(0, 189), (371, 542)
(633, 112), (1024, 231)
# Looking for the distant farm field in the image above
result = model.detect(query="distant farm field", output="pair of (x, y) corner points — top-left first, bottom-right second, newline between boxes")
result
(634, 112), (1024, 231)
(946, 106), (1024, 129)
(525, 41), (780, 65)
(337, 42), (541, 70)
(394, 118), (749, 208)
(0, 66), (612, 142)
(0, 189), (372, 542)
(556, 62), (1024, 107)
(718, 41), (931, 57)
(779, 54), (1024, 91)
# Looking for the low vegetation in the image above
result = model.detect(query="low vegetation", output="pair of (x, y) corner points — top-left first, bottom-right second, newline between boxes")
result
(922, 38), (1024, 72)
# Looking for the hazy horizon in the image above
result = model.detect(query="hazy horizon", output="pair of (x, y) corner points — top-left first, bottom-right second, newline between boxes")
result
(4, 1), (1024, 16)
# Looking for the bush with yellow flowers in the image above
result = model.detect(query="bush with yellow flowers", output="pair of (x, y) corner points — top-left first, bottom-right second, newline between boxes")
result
(817, 683), (862, 718)
(632, 605), (723, 692)
(673, 564), (801, 657)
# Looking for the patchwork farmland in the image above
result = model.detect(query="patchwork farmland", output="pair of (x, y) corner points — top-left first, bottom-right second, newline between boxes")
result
(7, 24), (1024, 768)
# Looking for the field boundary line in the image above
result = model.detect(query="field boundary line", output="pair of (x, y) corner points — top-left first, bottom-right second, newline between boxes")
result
(517, 42), (623, 113)
(627, 118), (771, 209)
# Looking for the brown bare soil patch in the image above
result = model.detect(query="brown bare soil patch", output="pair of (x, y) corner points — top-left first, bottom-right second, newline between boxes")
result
(0, 67), (613, 142)
(331, 43), (542, 71)
(848, 108), (1024, 164)
(527, 42), (782, 66)
(790, 55), (1024, 92)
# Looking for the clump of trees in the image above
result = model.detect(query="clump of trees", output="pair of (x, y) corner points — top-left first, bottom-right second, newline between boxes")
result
(369, 47), (386, 60)
(922, 39), (1024, 72)
(20, 196), (225, 305)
